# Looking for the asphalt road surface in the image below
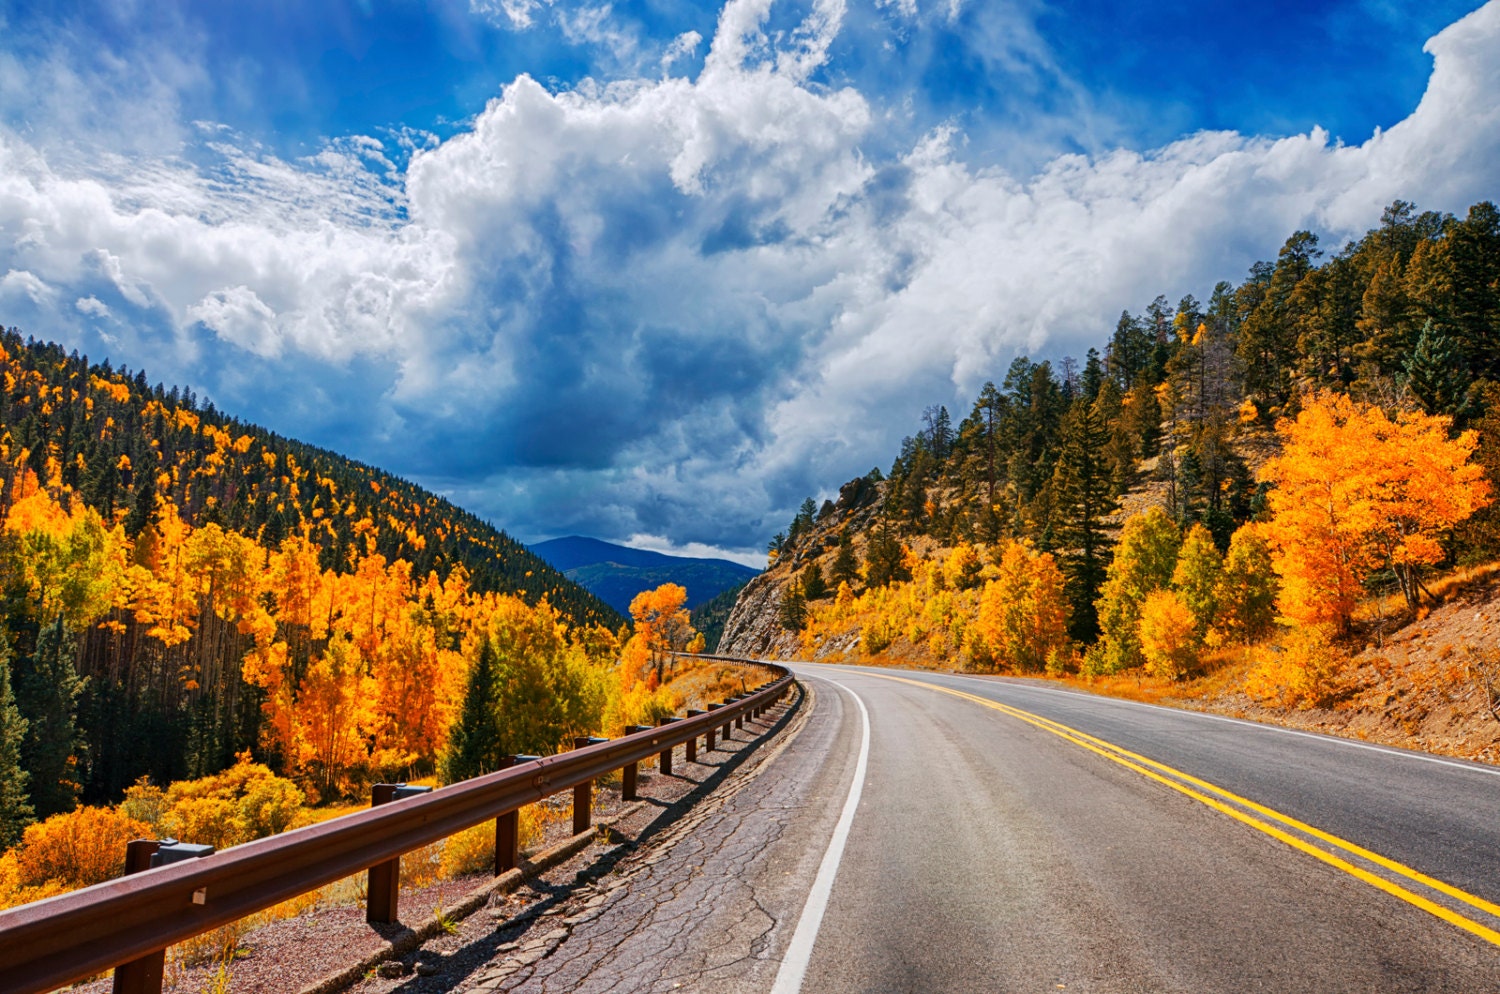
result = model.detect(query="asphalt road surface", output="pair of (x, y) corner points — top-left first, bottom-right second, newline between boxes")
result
(478, 663), (1500, 993)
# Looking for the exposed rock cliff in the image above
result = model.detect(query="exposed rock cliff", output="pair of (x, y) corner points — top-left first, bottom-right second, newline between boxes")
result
(718, 473), (886, 658)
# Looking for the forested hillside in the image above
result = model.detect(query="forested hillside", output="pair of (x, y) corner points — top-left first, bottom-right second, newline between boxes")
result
(0, 330), (621, 822)
(0, 331), (617, 626)
(724, 199), (1500, 674)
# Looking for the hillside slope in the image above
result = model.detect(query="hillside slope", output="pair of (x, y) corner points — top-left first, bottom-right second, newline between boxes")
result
(0, 329), (619, 630)
(721, 197), (1500, 666)
(0, 328), (622, 805)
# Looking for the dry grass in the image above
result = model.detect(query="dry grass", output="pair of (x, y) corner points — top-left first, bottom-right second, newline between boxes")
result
(1064, 663), (1235, 707)
(1351, 561), (1500, 628)
(667, 658), (778, 708)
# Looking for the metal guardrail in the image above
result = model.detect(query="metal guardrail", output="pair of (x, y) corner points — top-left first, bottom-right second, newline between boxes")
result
(0, 665), (794, 994)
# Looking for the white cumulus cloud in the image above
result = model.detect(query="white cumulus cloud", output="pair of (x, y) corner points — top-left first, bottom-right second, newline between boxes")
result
(0, 0), (1498, 561)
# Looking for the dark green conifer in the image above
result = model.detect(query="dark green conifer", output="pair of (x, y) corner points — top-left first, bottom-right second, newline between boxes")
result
(864, 525), (910, 588)
(0, 635), (34, 849)
(801, 560), (829, 601)
(830, 529), (859, 588)
(16, 620), (85, 818)
(778, 582), (807, 631)
(1403, 320), (1469, 417)
(1051, 402), (1119, 642)
(441, 636), (503, 784)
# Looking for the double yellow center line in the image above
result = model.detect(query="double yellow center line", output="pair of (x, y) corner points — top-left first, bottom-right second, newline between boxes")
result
(870, 672), (1500, 949)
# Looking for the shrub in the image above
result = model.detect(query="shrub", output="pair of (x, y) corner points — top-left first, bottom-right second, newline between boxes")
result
(9, 805), (151, 889)
(861, 617), (895, 655)
(162, 754), (306, 849)
(119, 776), (167, 834)
(439, 822), (495, 878)
(1244, 626), (1346, 708)
(602, 683), (681, 737)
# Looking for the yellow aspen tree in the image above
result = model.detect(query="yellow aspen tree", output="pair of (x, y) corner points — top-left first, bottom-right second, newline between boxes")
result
(1139, 589), (1197, 681)
(1090, 507), (1181, 674)
(1211, 524), (1279, 645)
(628, 584), (693, 686)
(1170, 523), (1223, 643)
(292, 638), (376, 798)
(971, 540), (1070, 673)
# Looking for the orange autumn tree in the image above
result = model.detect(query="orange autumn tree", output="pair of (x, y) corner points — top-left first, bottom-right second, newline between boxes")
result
(1260, 392), (1491, 630)
(627, 583), (696, 687)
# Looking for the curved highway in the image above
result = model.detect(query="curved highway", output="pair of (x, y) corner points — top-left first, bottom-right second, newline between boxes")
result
(450, 661), (1500, 993)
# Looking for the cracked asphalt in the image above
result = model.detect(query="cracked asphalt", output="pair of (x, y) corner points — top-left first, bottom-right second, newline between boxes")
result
(467, 681), (855, 994)
(353, 679), (858, 994)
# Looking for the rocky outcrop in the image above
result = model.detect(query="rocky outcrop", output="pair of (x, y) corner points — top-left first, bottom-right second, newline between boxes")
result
(718, 571), (802, 658)
(719, 473), (889, 659)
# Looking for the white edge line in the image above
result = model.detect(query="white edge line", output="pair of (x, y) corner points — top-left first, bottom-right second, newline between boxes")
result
(871, 666), (1500, 779)
(769, 677), (871, 994)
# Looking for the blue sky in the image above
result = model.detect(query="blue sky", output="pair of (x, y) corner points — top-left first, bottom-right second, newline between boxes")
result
(1, 0), (1497, 565)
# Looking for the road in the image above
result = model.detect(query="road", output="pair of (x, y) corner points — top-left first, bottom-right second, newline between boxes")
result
(453, 662), (1500, 993)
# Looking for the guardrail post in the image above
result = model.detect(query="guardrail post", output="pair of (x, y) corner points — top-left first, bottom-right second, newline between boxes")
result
(496, 755), (540, 874)
(365, 783), (433, 923)
(367, 784), (401, 923)
(705, 703), (722, 750)
(734, 698), (745, 731)
(657, 716), (680, 774)
(622, 725), (650, 799)
(111, 840), (164, 994)
(572, 737), (608, 834)
(720, 701), (734, 741)
(685, 709), (704, 762)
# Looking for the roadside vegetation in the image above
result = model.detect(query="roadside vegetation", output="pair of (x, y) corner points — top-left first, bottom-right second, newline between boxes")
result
(752, 198), (1500, 759)
(0, 577), (766, 908)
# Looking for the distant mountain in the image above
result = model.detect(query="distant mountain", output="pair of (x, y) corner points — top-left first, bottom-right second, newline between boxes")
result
(530, 536), (760, 616)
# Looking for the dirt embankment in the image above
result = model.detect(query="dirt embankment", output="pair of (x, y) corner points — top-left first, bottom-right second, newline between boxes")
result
(1174, 574), (1500, 766)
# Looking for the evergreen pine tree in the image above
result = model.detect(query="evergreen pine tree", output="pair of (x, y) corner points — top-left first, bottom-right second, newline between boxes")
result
(789, 498), (818, 545)
(1080, 348), (1105, 403)
(801, 560), (829, 601)
(830, 528), (860, 588)
(864, 526), (910, 588)
(778, 582), (808, 631)
(964, 382), (1008, 506)
(441, 636), (503, 784)
(1051, 402), (1119, 642)
(1446, 202), (1500, 380)
(1403, 319), (1469, 417)
(123, 477), (157, 538)
(922, 405), (954, 460)
(0, 635), (34, 849)
(16, 619), (85, 818)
